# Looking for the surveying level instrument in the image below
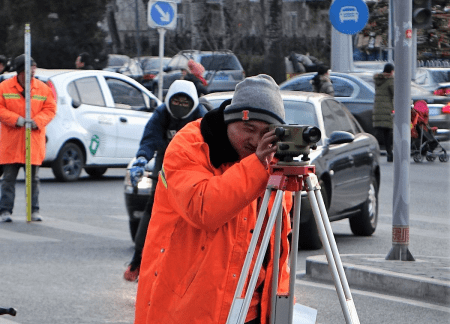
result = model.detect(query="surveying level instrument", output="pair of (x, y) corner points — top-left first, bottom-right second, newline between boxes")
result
(226, 125), (360, 324)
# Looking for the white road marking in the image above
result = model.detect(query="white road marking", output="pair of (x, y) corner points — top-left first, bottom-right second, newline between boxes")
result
(0, 229), (60, 242)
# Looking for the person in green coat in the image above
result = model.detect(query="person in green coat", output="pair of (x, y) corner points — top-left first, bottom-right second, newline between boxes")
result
(373, 63), (394, 162)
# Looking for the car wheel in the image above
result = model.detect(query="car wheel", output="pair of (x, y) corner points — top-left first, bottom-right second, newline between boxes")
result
(85, 167), (108, 178)
(52, 143), (84, 182)
(349, 177), (378, 236)
(298, 179), (328, 250)
(129, 219), (140, 243)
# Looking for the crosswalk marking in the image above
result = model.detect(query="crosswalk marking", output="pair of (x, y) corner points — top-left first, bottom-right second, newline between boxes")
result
(41, 216), (129, 241)
(0, 216), (129, 242)
(0, 229), (60, 242)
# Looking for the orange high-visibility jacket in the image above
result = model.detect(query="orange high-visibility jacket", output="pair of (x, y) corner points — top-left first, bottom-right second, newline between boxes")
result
(0, 76), (56, 165)
(134, 119), (292, 324)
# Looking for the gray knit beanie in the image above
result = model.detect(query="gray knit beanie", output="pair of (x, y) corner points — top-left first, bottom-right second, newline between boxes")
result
(223, 74), (285, 125)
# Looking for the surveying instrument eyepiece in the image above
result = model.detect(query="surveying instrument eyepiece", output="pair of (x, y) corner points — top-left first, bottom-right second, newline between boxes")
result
(270, 125), (321, 163)
(226, 124), (360, 324)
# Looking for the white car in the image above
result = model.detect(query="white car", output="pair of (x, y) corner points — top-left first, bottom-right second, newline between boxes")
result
(339, 6), (359, 23)
(1, 69), (161, 181)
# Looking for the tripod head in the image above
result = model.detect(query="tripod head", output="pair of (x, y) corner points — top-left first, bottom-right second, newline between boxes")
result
(270, 124), (321, 163)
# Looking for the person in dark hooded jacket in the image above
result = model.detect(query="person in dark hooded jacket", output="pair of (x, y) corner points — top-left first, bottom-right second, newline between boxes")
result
(310, 65), (334, 96)
(373, 63), (394, 162)
(123, 80), (208, 281)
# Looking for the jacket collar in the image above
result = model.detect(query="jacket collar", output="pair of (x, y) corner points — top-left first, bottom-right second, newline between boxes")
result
(200, 99), (240, 168)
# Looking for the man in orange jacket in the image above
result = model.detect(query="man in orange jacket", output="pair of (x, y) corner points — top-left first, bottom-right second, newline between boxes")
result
(134, 74), (292, 324)
(0, 54), (56, 222)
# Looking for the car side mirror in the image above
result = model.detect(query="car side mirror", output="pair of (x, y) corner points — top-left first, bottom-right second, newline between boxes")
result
(327, 131), (354, 146)
(72, 98), (81, 108)
(163, 66), (171, 72)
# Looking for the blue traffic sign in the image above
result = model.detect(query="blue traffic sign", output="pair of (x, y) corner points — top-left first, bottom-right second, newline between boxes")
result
(148, 1), (177, 29)
(329, 0), (369, 35)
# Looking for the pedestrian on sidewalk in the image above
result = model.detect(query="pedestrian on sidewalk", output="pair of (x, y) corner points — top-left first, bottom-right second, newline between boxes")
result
(373, 62), (395, 162)
(0, 54), (57, 222)
(134, 74), (293, 324)
(123, 80), (208, 282)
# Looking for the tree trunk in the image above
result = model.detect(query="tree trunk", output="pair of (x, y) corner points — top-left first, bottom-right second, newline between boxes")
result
(262, 0), (285, 84)
(106, 3), (122, 54)
(189, 0), (206, 49)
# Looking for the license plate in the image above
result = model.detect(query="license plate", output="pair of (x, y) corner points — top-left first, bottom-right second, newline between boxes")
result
(428, 107), (440, 116)
(214, 75), (229, 81)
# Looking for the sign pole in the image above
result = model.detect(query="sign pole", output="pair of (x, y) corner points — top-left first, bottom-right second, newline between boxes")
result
(385, 0), (414, 261)
(147, 1), (177, 101)
(157, 27), (166, 101)
(24, 23), (32, 223)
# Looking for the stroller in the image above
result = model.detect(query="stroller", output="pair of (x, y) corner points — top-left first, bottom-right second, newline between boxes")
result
(410, 100), (449, 163)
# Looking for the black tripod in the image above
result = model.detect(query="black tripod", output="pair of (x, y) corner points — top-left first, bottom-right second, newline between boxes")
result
(226, 160), (360, 324)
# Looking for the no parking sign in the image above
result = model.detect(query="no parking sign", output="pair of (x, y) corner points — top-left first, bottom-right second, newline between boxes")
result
(329, 0), (369, 35)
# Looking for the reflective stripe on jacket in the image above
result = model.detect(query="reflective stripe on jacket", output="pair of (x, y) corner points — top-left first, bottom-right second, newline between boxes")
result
(0, 76), (56, 165)
(134, 119), (292, 324)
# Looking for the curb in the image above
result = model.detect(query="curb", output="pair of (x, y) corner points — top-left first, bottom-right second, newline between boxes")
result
(302, 254), (450, 305)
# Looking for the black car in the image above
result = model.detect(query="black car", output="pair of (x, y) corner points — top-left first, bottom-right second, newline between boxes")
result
(124, 90), (381, 250)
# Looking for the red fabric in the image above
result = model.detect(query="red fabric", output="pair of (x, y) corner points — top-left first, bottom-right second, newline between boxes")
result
(188, 59), (208, 86)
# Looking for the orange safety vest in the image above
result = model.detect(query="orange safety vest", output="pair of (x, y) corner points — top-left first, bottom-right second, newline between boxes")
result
(134, 120), (292, 324)
(0, 76), (56, 165)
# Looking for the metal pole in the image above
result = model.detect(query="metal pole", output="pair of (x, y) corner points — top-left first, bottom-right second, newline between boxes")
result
(412, 28), (417, 80)
(386, 0), (415, 261)
(135, 0), (141, 59)
(388, 0), (394, 62)
(157, 28), (166, 101)
(24, 24), (32, 223)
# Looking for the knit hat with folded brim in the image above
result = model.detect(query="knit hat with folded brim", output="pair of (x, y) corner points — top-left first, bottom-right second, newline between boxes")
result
(223, 74), (285, 125)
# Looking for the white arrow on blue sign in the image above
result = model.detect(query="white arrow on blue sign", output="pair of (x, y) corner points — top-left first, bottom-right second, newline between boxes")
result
(329, 0), (369, 35)
(148, 1), (177, 30)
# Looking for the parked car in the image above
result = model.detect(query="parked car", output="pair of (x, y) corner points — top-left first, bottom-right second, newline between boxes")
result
(103, 54), (131, 73)
(415, 67), (450, 94)
(136, 56), (171, 90)
(2, 68), (161, 181)
(124, 90), (381, 250)
(151, 50), (245, 97)
(118, 58), (144, 83)
(279, 71), (450, 139)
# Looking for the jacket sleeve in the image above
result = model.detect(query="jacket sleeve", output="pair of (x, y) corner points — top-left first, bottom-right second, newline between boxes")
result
(33, 86), (57, 129)
(0, 84), (21, 127)
(163, 146), (269, 232)
(135, 106), (167, 160)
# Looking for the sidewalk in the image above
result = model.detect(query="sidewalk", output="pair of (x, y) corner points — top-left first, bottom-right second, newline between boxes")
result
(300, 254), (450, 305)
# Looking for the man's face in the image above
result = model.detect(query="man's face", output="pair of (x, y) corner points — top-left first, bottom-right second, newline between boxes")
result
(227, 120), (270, 160)
(75, 56), (84, 69)
(17, 65), (37, 85)
(169, 94), (193, 119)
(0, 63), (4, 71)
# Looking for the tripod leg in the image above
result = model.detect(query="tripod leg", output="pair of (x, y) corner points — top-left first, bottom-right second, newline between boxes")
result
(288, 191), (301, 322)
(227, 189), (284, 324)
(270, 205), (283, 324)
(305, 175), (360, 324)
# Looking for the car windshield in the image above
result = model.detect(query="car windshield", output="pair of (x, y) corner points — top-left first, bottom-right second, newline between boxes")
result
(283, 100), (319, 127)
(200, 55), (241, 71)
(142, 58), (170, 70)
(108, 56), (130, 67)
(428, 70), (450, 83)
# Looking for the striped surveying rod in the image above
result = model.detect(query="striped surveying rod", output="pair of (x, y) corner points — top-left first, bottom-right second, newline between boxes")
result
(24, 24), (32, 222)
